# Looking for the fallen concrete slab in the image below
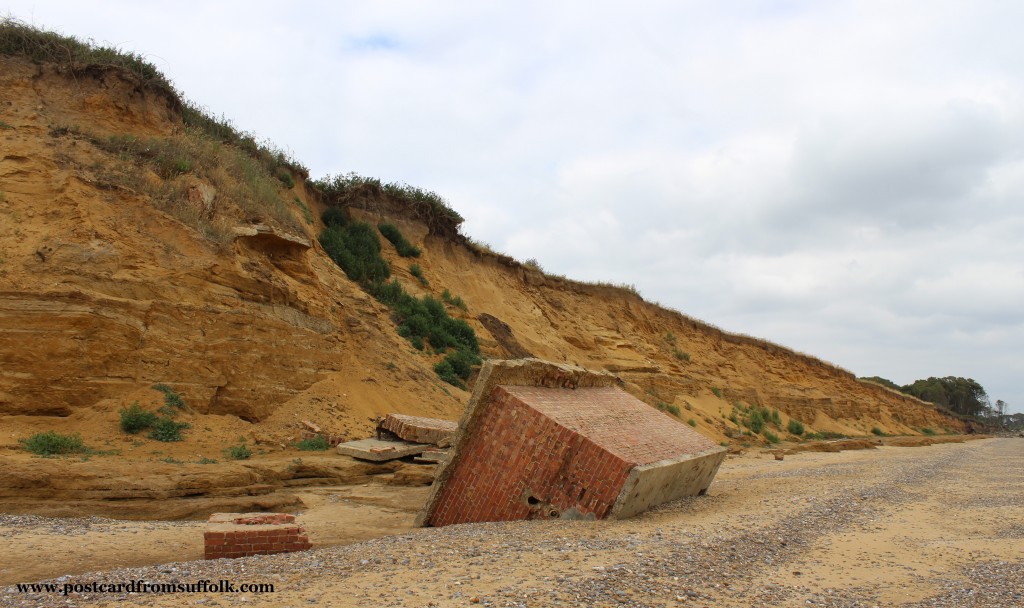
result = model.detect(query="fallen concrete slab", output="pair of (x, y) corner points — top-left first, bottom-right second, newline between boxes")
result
(336, 438), (430, 462)
(413, 444), (450, 464)
(378, 414), (457, 446)
(417, 358), (727, 527)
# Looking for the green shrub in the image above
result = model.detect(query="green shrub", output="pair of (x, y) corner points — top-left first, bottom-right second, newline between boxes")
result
(225, 443), (252, 460)
(321, 206), (348, 228)
(871, 427), (886, 436)
(920, 427), (936, 436)
(197, 456), (218, 464)
(763, 430), (781, 444)
(298, 435), (330, 451)
(378, 223), (421, 257)
(321, 221), (480, 387)
(712, 387), (723, 399)
(673, 348), (691, 362)
(19, 431), (86, 455)
(666, 404), (681, 416)
(787, 419), (805, 435)
(120, 402), (158, 434)
(687, 418), (697, 427)
(276, 169), (295, 189)
(771, 409), (782, 426)
(409, 264), (428, 286)
(319, 221), (391, 284)
(152, 384), (185, 410)
(434, 346), (483, 389)
(745, 409), (765, 434)
(148, 417), (189, 442)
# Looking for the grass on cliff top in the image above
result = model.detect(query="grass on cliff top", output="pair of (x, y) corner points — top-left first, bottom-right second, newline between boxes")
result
(312, 173), (463, 238)
(77, 128), (304, 238)
(0, 17), (307, 180)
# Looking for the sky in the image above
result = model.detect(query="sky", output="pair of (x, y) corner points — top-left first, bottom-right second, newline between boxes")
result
(6, 1), (1022, 413)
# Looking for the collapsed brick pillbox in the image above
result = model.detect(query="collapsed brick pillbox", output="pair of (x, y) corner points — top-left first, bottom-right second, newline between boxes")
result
(417, 358), (727, 526)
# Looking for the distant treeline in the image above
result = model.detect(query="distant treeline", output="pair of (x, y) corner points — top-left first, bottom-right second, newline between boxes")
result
(861, 375), (1018, 427)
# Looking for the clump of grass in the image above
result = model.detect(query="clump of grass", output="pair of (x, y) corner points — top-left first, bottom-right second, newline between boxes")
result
(656, 402), (681, 417)
(148, 417), (189, 442)
(224, 443), (252, 460)
(687, 418), (697, 427)
(0, 120), (13, 130)
(294, 196), (314, 224)
(153, 384), (185, 410)
(197, 456), (218, 464)
(18, 431), (86, 456)
(120, 401), (158, 434)
(805, 431), (849, 440)
(276, 169), (295, 189)
(920, 427), (936, 436)
(711, 387), (723, 399)
(378, 223), (421, 258)
(673, 348), (691, 362)
(871, 427), (886, 436)
(787, 419), (805, 436)
(745, 409), (765, 434)
(297, 435), (330, 451)
(409, 264), (428, 286)
(763, 430), (781, 444)
(441, 289), (467, 310)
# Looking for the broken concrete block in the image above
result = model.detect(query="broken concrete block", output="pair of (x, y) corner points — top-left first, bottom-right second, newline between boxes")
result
(378, 413), (457, 446)
(415, 449), (450, 464)
(417, 358), (727, 527)
(336, 438), (430, 462)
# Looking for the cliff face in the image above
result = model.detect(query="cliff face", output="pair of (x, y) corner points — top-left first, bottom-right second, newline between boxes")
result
(0, 54), (962, 453)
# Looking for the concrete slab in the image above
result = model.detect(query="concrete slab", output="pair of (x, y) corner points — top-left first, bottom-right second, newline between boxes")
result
(414, 449), (450, 464)
(336, 438), (430, 462)
(378, 414), (457, 446)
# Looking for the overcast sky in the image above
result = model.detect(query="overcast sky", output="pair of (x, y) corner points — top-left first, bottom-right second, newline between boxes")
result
(7, 1), (1022, 413)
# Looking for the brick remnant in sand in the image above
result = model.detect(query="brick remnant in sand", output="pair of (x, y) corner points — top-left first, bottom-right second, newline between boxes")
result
(204, 512), (310, 560)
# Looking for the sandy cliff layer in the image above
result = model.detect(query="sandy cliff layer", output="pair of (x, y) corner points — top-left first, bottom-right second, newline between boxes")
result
(0, 54), (962, 461)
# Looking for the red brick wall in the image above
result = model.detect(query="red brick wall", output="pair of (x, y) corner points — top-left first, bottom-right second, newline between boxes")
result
(204, 525), (311, 560)
(426, 386), (633, 526)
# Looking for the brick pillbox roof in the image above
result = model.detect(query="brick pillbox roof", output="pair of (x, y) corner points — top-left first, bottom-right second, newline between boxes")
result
(416, 358), (727, 526)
